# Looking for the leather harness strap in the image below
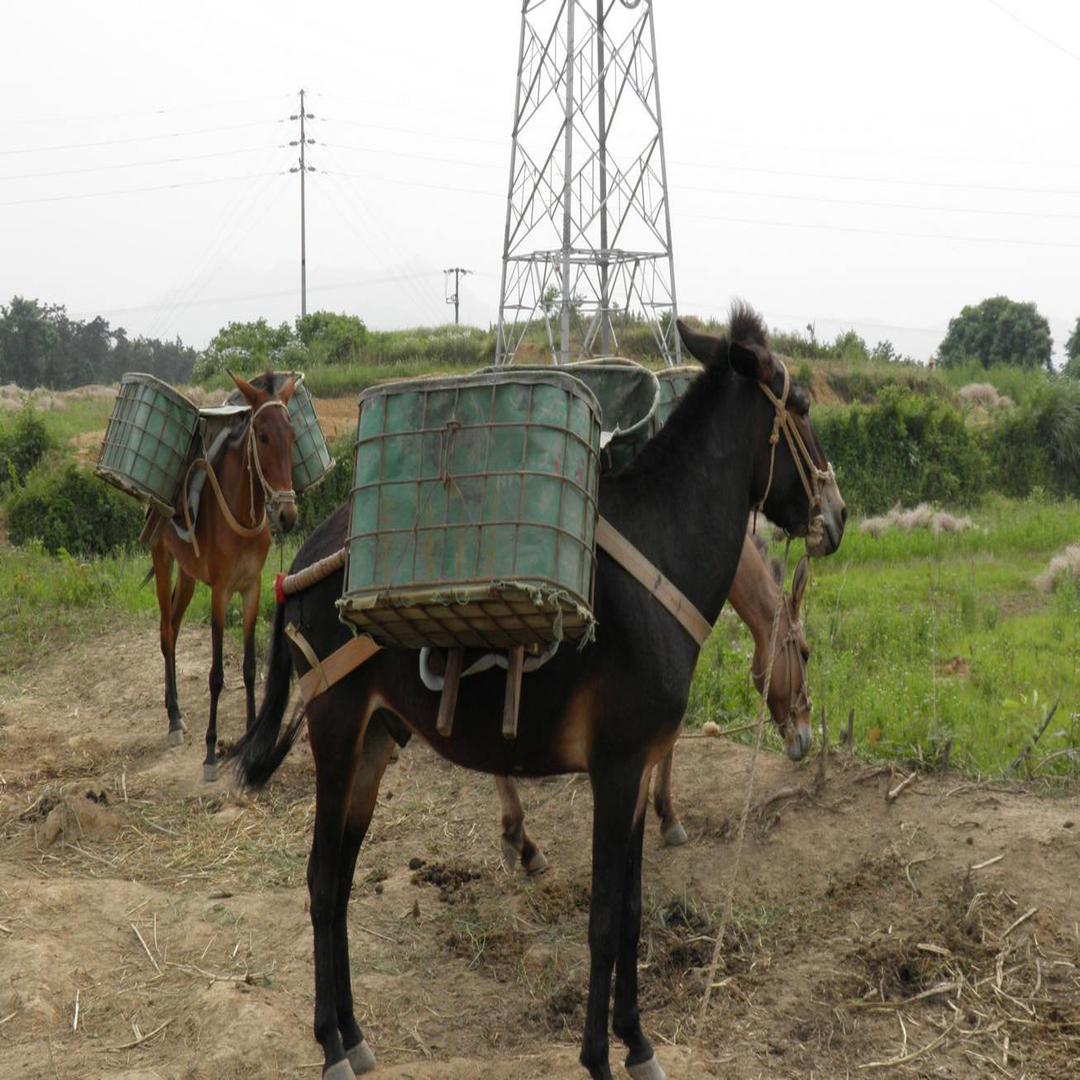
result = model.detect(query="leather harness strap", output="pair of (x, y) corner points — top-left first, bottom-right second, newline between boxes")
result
(285, 623), (383, 705)
(595, 516), (712, 647)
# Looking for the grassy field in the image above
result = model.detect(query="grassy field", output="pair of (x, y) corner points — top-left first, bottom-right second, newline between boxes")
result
(690, 494), (1080, 777)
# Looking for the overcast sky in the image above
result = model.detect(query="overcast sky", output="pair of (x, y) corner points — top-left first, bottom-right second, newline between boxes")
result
(3, 0), (1079, 363)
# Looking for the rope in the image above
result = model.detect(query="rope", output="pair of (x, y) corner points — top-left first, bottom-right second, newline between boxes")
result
(682, 537), (793, 1079)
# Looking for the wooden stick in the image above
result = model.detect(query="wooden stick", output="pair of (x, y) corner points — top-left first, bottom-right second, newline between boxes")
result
(815, 705), (828, 792)
(130, 922), (161, 975)
(1009, 697), (1060, 773)
(106, 1018), (172, 1051)
(857, 1023), (954, 1069)
(970, 854), (1004, 871)
(886, 772), (918, 802)
(502, 645), (525, 739)
(435, 648), (464, 737)
(1002, 907), (1037, 939)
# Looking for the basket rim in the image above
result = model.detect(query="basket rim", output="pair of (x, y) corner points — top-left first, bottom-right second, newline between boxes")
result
(117, 372), (200, 418)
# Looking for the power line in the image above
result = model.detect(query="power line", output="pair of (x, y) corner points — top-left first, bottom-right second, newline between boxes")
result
(669, 159), (1080, 198)
(323, 169), (501, 199)
(674, 209), (1080, 251)
(0, 119), (287, 157)
(320, 141), (504, 171)
(679, 185), (1080, 223)
(317, 115), (504, 146)
(0, 93), (294, 129)
(982, 0), (1080, 65)
(0, 144), (284, 182)
(0, 171), (286, 208)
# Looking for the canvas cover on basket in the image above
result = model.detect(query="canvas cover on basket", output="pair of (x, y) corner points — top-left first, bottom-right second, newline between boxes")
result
(479, 358), (659, 474)
(652, 365), (702, 430)
(338, 370), (602, 650)
(225, 370), (334, 493)
(95, 373), (201, 516)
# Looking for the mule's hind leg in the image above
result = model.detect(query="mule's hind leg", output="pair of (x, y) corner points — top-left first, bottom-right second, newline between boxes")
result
(580, 756), (649, 1080)
(305, 695), (374, 1079)
(334, 716), (400, 1075)
(653, 749), (687, 847)
(151, 543), (185, 747)
(494, 776), (547, 875)
(167, 569), (196, 737)
(202, 584), (228, 781)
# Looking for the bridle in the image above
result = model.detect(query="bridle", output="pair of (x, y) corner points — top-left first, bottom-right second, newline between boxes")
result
(180, 397), (295, 554)
(752, 594), (811, 740)
(754, 359), (835, 547)
(246, 398), (296, 526)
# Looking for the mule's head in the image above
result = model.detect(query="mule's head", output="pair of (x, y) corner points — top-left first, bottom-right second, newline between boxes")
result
(229, 371), (298, 533)
(752, 555), (813, 760)
(677, 306), (846, 555)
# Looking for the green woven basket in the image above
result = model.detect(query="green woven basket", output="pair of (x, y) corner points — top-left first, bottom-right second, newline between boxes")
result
(95, 374), (200, 516)
(652, 365), (702, 430)
(226, 371), (334, 493)
(338, 370), (602, 650)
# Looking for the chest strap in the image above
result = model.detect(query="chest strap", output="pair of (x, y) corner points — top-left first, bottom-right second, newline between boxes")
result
(595, 516), (712, 647)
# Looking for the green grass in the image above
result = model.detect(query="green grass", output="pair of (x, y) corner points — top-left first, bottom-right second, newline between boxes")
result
(0, 535), (302, 680)
(0, 396), (113, 446)
(688, 494), (1080, 777)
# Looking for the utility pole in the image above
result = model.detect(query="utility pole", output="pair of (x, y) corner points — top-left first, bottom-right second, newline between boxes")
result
(290, 89), (315, 318)
(443, 266), (470, 325)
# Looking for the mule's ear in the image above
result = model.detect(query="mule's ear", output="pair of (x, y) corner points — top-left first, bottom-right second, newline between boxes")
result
(791, 555), (810, 618)
(278, 376), (297, 405)
(228, 369), (259, 405)
(676, 319), (725, 367)
(728, 341), (776, 383)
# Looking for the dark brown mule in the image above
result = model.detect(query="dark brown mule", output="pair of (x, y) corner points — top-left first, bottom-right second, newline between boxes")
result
(497, 532), (812, 873)
(233, 307), (846, 1080)
(151, 373), (297, 779)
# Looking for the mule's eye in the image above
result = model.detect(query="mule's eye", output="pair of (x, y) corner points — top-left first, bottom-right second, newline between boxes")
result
(259, 432), (269, 446)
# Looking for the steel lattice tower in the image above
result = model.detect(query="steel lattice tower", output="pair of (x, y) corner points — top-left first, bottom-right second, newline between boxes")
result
(495, 0), (680, 366)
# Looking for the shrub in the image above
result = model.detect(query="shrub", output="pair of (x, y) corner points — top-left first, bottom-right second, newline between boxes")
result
(815, 388), (987, 514)
(7, 464), (143, 556)
(296, 434), (353, 536)
(0, 406), (53, 489)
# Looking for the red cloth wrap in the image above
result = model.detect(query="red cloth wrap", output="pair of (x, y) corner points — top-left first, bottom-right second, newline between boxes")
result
(274, 572), (288, 605)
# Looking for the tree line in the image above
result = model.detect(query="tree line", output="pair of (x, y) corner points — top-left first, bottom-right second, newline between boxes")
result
(0, 296), (196, 390)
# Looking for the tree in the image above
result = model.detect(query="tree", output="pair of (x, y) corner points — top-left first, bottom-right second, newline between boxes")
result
(938, 296), (1053, 371)
(1065, 317), (1080, 379)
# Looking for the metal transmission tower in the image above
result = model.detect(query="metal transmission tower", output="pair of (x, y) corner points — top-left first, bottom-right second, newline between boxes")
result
(495, 0), (680, 366)
(290, 89), (316, 318)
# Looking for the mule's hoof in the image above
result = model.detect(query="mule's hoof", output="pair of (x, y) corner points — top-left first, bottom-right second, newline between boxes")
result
(322, 1059), (356, 1080)
(346, 1039), (377, 1074)
(388, 745), (400, 763)
(524, 849), (549, 875)
(167, 729), (184, 748)
(500, 837), (521, 871)
(662, 822), (688, 847)
(202, 762), (220, 783)
(626, 1053), (666, 1080)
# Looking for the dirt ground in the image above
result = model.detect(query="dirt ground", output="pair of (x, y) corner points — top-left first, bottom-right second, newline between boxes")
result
(1, 621), (1078, 1079)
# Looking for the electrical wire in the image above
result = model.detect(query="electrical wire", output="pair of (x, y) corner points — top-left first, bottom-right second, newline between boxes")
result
(0, 144), (285, 182)
(0, 119), (287, 157)
(0, 171), (286, 208)
(318, 115), (504, 146)
(982, 0), (1080, 65)
(0, 93), (294, 129)
(319, 141), (505, 171)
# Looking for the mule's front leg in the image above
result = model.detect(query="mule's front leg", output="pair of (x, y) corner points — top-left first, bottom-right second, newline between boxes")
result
(151, 544), (185, 746)
(494, 776), (548, 875)
(203, 586), (228, 782)
(580, 758), (647, 1080)
(613, 812), (663, 1079)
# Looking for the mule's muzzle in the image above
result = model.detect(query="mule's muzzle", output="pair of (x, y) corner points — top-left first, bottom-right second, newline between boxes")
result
(785, 720), (812, 761)
(270, 495), (298, 534)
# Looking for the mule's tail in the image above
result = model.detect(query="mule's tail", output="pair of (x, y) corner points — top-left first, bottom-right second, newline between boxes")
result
(229, 600), (305, 789)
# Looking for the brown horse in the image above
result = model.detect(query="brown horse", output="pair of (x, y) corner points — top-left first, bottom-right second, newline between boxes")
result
(496, 531), (811, 874)
(234, 307), (846, 1079)
(150, 372), (297, 779)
